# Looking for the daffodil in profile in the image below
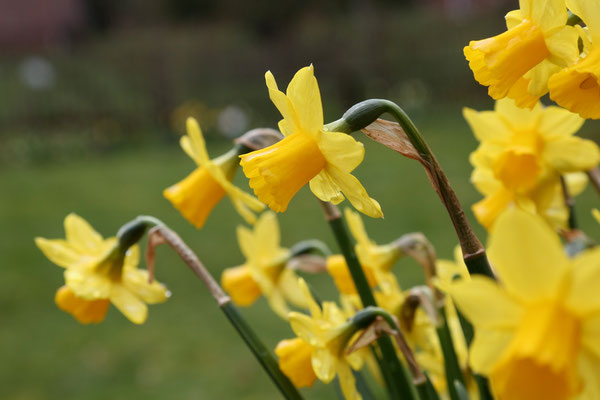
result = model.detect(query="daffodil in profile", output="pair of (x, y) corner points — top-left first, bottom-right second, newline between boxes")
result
(280, 279), (364, 399)
(164, 117), (264, 228)
(35, 214), (169, 324)
(464, 98), (599, 229)
(240, 66), (382, 218)
(450, 209), (600, 400)
(221, 211), (306, 319)
(465, 0), (578, 108)
(549, 0), (600, 119)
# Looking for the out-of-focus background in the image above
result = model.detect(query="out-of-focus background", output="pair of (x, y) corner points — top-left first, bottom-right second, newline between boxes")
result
(2, 1), (598, 399)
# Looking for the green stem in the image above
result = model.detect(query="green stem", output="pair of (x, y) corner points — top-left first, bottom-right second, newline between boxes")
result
(436, 307), (465, 400)
(147, 224), (303, 400)
(319, 201), (418, 400)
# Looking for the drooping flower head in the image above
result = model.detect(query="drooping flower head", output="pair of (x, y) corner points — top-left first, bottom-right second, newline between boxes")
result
(464, 99), (599, 229)
(549, 0), (600, 119)
(279, 278), (365, 399)
(164, 117), (264, 229)
(221, 211), (306, 319)
(465, 0), (578, 108)
(240, 66), (382, 218)
(450, 209), (600, 400)
(35, 214), (169, 324)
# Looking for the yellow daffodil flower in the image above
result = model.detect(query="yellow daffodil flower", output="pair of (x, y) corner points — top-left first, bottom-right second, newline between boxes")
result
(164, 117), (264, 228)
(35, 214), (169, 324)
(282, 278), (364, 400)
(450, 208), (600, 400)
(465, 98), (599, 229)
(221, 211), (306, 319)
(275, 337), (317, 388)
(327, 208), (400, 295)
(549, 0), (600, 119)
(240, 66), (382, 218)
(465, 0), (578, 108)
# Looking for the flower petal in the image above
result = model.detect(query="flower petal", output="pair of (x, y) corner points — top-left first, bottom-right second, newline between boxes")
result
(110, 285), (148, 324)
(318, 131), (364, 173)
(487, 208), (569, 301)
(582, 313), (600, 360)
(255, 211), (282, 261)
(309, 171), (344, 204)
(64, 213), (105, 254)
(286, 65), (323, 134)
(236, 225), (256, 261)
(543, 137), (600, 173)
(122, 269), (170, 304)
(463, 108), (512, 144)
(566, 247), (600, 315)
(289, 312), (320, 346)
(577, 351), (600, 399)
(325, 165), (383, 218)
(35, 238), (82, 268)
(265, 71), (300, 135)
(567, 0), (600, 41)
(470, 328), (514, 374)
(65, 267), (112, 300)
(311, 348), (336, 383)
(185, 117), (210, 165)
(495, 98), (541, 129)
(538, 105), (585, 139)
(279, 269), (308, 308)
(336, 361), (361, 400)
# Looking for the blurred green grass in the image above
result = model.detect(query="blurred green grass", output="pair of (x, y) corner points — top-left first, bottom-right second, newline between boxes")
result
(2, 110), (599, 400)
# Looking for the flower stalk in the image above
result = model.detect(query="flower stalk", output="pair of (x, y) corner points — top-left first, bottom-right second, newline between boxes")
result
(143, 219), (303, 400)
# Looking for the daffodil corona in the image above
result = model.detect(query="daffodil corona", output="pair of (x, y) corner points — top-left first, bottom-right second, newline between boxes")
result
(35, 214), (169, 324)
(240, 66), (383, 218)
(164, 117), (264, 228)
(464, 0), (578, 108)
(221, 211), (306, 319)
(450, 209), (600, 400)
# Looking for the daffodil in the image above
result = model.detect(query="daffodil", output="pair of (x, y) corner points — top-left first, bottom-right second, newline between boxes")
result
(465, 98), (599, 229)
(239, 66), (382, 218)
(327, 208), (400, 295)
(281, 278), (364, 399)
(450, 208), (600, 400)
(549, 0), (600, 119)
(221, 211), (306, 319)
(274, 337), (317, 388)
(35, 214), (169, 324)
(164, 117), (264, 228)
(465, 0), (578, 108)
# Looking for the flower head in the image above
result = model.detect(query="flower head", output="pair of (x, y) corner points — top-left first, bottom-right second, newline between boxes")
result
(164, 117), (264, 228)
(281, 278), (364, 399)
(465, 99), (598, 229)
(240, 66), (382, 218)
(549, 0), (600, 119)
(35, 214), (169, 324)
(450, 209), (600, 399)
(221, 211), (306, 319)
(465, 0), (578, 107)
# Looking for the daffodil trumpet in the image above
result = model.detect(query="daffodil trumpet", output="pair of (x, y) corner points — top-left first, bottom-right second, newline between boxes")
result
(326, 99), (494, 280)
(144, 222), (303, 400)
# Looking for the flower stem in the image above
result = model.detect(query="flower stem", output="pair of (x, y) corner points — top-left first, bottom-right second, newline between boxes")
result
(145, 223), (303, 400)
(436, 307), (465, 400)
(319, 201), (418, 400)
(587, 167), (600, 196)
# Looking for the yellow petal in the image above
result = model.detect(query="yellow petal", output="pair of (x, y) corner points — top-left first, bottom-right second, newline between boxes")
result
(470, 328), (514, 374)
(528, 0), (567, 31)
(110, 284), (148, 324)
(35, 238), (82, 268)
(255, 211), (282, 261)
(275, 338), (317, 388)
(543, 137), (600, 172)
(463, 108), (512, 143)
(582, 314), (600, 359)
(544, 25), (579, 66)
(495, 98), (541, 129)
(185, 117), (210, 165)
(265, 71), (300, 135)
(472, 188), (514, 230)
(279, 269), (308, 309)
(298, 277), (321, 319)
(487, 208), (569, 301)
(325, 165), (383, 218)
(538, 105), (585, 139)
(449, 276), (522, 330)
(312, 348), (336, 383)
(65, 267), (112, 300)
(221, 265), (261, 306)
(236, 225), (255, 261)
(267, 289), (290, 320)
(64, 213), (104, 253)
(593, 208), (600, 223)
(577, 351), (600, 399)
(55, 285), (109, 324)
(286, 65), (323, 134)
(318, 131), (364, 173)
(567, 0), (600, 41)
(567, 247), (600, 314)
(289, 312), (320, 346)
(336, 361), (362, 400)
(344, 208), (370, 246)
(122, 269), (170, 304)
(471, 167), (502, 195)
(309, 171), (345, 204)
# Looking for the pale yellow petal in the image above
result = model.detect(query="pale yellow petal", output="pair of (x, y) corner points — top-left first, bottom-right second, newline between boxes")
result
(35, 238), (82, 268)
(538, 105), (585, 139)
(298, 278), (321, 319)
(318, 131), (364, 173)
(286, 65), (323, 134)
(470, 328), (514, 374)
(336, 361), (362, 400)
(236, 225), (255, 261)
(566, 172), (588, 196)
(267, 289), (290, 320)
(289, 312), (320, 346)
(309, 170), (345, 204)
(122, 269), (170, 304)
(577, 351), (600, 399)
(122, 245), (140, 271)
(543, 137), (600, 172)
(463, 108), (512, 143)
(325, 165), (383, 219)
(505, 9), (524, 30)
(582, 314), (600, 360)
(110, 284), (148, 324)
(567, 0), (600, 41)
(495, 98), (541, 129)
(593, 208), (600, 223)
(64, 213), (104, 253)
(545, 25), (580, 65)
(523, 59), (559, 97)
(344, 208), (370, 246)
(255, 211), (281, 261)
(279, 269), (308, 308)
(185, 117), (210, 165)
(529, 0), (567, 31)
(449, 276), (522, 330)
(567, 247), (600, 314)
(265, 71), (300, 135)
(312, 348), (336, 383)
(471, 167), (502, 196)
(487, 208), (569, 301)
(65, 267), (112, 299)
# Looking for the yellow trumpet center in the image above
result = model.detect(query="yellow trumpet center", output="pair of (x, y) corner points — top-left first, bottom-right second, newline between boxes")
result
(491, 301), (582, 400)
(275, 338), (317, 388)
(221, 265), (262, 306)
(240, 132), (326, 213)
(55, 285), (110, 324)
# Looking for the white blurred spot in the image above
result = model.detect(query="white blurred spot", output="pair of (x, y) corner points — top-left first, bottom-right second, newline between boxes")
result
(217, 105), (248, 138)
(19, 56), (55, 90)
